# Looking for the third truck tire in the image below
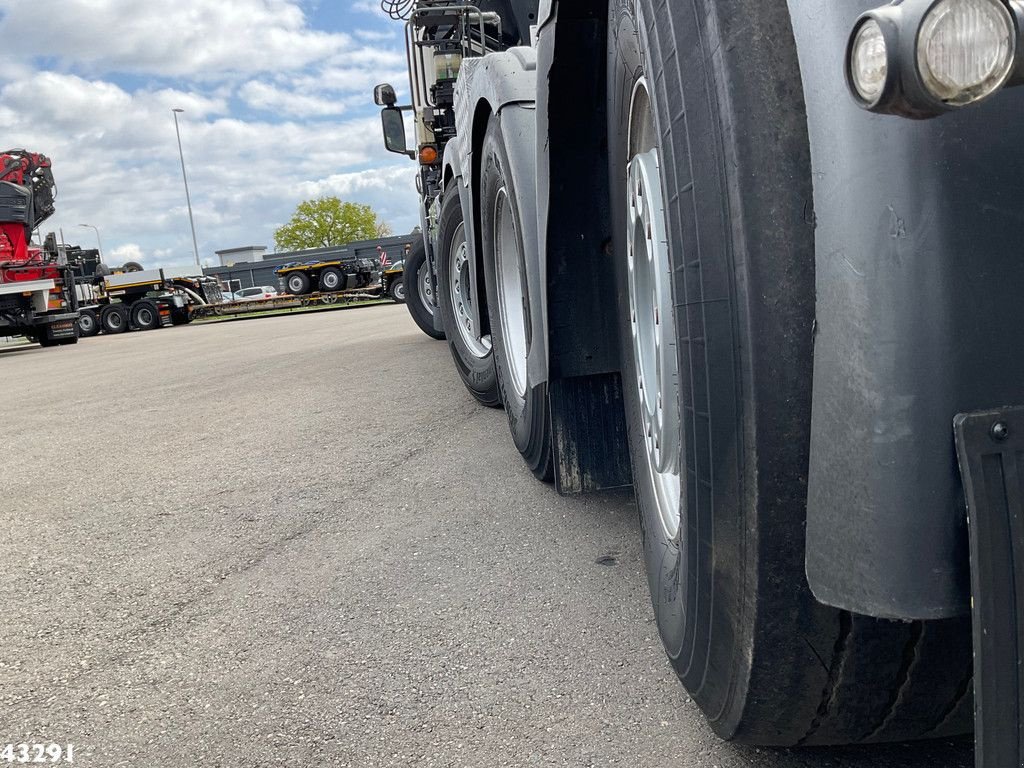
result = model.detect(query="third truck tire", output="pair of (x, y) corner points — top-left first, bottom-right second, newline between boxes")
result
(436, 187), (499, 407)
(479, 117), (552, 479)
(130, 300), (161, 331)
(100, 304), (129, 334)
(608, 0), (972, 747)
(403, 237), (445, 341)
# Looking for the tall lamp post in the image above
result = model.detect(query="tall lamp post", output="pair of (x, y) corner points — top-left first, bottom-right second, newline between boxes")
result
(172, 108), (201, 270)
(78, 223), (103, 260)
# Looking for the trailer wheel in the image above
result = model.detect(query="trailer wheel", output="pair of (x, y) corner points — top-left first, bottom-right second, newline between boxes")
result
(319, 268), (343, 293)
(76, 309), (100, 337)
(100, 304), (129, 334)
(608, 0), (972, 746)
(403, 236), (445, 340)
(480, 117), (552, 478)
(130, 300), (160, 331)
(122, 261), (144, 272)
(285, 272), (311, 296)
(389, 278), (405, 303)
(436, 187), (500, 408)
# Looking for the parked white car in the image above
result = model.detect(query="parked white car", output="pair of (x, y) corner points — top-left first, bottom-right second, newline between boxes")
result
(234, 286), (279, 301)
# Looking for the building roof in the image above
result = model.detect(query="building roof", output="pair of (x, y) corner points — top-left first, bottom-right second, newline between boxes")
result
(215, 245), (268, 255)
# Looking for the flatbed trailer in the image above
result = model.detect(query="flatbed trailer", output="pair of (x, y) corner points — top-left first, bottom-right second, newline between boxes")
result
(74, 266), (223, 337)
(189, 287), (387, 320)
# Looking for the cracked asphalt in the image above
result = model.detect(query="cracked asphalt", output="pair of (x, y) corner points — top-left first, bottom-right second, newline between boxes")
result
(0, 304), (973, 767)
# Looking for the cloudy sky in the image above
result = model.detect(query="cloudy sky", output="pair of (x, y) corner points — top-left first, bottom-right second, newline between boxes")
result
(0, 0), (417, 268)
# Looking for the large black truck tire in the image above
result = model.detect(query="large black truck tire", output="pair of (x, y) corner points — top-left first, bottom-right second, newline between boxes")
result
(319, 267), (343, 293)
(130, 299), (161, 331)
(479, 117), (552, 478)
(76, 309), (100, 337)
(435, 188), (499, 407)
(389, 278), (405, 303)
(403, 236), (445, 340)
(608, 0), (972, 746)
(100, 304), (129, 334)
(284, 271), (311, 296)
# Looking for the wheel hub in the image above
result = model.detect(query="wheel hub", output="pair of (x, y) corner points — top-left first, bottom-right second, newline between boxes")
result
(493, 188), (528, 399)
(627, 144), (682, 539)
(449, 223), (491, 359)
(417, 261), (434, 310)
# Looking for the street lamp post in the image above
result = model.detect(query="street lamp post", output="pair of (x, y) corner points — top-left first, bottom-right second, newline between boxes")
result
(78, 223), (103, 260)
(172, 108), (201, 270)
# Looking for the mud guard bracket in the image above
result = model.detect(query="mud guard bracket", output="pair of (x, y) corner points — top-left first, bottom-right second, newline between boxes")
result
(954, 406), (1024, 768)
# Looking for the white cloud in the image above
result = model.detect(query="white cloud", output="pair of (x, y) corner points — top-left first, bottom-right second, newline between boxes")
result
(239, 81), (345, 117)
(107, 244), (145, 266)
(0, 0), (352, 79)
(0, 2), (419, 269)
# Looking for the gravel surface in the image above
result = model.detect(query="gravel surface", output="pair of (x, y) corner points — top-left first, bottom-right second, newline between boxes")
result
(0, 305), (973, 767)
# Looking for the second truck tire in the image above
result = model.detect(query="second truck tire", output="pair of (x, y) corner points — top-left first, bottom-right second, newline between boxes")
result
(435, 187), (499, 407)
(608, 0), (972, 747)
(479, 117), (552, 479)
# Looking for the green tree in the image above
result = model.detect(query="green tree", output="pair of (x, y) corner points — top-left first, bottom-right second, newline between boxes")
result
(274, 197), (391, 251)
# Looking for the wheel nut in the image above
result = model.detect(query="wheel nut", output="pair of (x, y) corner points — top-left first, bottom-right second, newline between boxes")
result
(991, 421), (1010, 441)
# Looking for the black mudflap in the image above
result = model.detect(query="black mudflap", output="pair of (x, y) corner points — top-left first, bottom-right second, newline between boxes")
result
(548, 372), (632, 495)
(954, 407), (1024, 768)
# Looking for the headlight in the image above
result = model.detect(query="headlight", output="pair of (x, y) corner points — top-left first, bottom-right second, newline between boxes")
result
(851, 19), (890, 104)
(846, 0), (1022, 118)
(917, 0), (1017, 104)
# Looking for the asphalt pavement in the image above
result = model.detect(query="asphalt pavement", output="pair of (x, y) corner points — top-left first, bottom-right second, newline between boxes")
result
(0, 305), (973, 767)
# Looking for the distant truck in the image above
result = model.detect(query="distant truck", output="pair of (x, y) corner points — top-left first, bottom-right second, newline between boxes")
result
(275, 256), (383, 297)
(0, 150), (79, 348)
(67, 249), (223, 336)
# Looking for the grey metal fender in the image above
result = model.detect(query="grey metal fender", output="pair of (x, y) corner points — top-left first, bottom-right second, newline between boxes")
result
(788, 0), (1024, 619)
(452, 47), (547, 385)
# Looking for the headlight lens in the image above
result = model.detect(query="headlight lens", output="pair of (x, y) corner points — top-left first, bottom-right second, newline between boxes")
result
(917, 0), (1016, 105)
(851, 19), (890, 103)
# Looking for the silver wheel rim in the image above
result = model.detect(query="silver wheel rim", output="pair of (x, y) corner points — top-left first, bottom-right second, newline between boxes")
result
(417, 261), (435, 313)
(493, 188), (528, 399)
(289, 275), (303, 292)
(108, 312), (123, 330)
(449, 222), (491, 359)
(79, 315), (94, 333)
(324, 273), (338, 290)
(136, 307), (154, 326)
(627, 78), (682, 541)
(394, 281), (405, 301)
